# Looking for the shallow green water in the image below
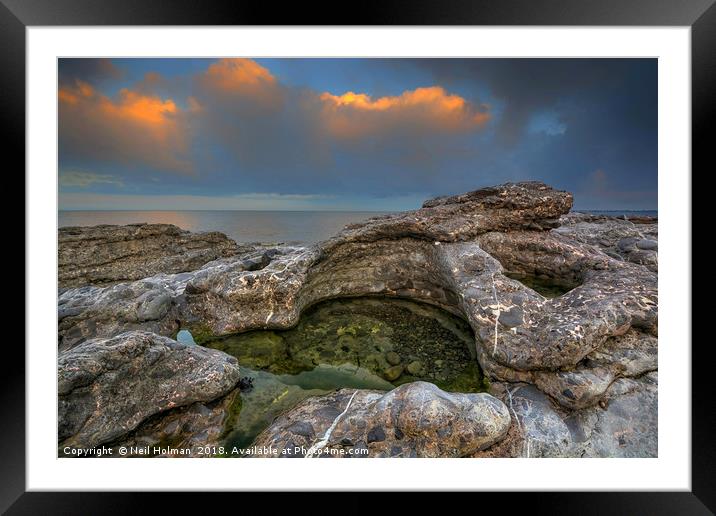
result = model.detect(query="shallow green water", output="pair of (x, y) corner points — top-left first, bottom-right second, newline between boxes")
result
(198, 297), (486, 451)
(504, 271), (577, 298)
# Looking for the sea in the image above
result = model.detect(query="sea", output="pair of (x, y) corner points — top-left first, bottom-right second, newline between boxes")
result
(58, 211), (389, 244)
(58, 209), (657, 245)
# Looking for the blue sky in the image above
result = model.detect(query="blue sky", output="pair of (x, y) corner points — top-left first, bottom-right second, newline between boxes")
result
(58, 58), (657, 211)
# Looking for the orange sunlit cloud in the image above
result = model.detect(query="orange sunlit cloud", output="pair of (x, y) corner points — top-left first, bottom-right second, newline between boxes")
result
(204, 58), (276, 89)
(196, 58), (282, 110)
(58, 80), (193, 174)
(319, 86), (490, 138)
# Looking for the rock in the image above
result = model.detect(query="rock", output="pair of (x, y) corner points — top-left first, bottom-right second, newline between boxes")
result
(58, 331), (241, 448)
(367, 426), (386, 443)
(481, 374), (658, 458)
(58, 223), (246, 288)
(479, 326), (656, 415)
(534, 367), (615, 410)
(385, 351), (401, 365)
(383, 365), (404, 381)
(57, 247), (285, 350)
(617, 237), (639, 251)
(56, 182), (658, 457)
(137, 292), (171, 321)
(484, 383), (574, 458)
(100, 389), (241, 457)
(253, 382), (512, 457)
(472, 231), (656, 371)
(406, 360), (423, 376)
(636, 239), (658, 251)
(584, 329), (658, 377)
(554, 213), (658, 272)
(498, 305), (524, 328)
(287, 421), (315, 439)
(565, 373), (658, 457)
(336, 181), (572, 246)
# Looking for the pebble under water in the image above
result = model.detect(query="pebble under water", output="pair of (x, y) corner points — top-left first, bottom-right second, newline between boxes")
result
(197, 297), (487, 453)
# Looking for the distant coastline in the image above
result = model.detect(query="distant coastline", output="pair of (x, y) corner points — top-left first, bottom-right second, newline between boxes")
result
(574, 209), (658, 217)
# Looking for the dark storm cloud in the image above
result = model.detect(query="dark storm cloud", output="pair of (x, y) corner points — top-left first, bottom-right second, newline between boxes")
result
(415, 59), (634, 145)
(410, 59), (658, 207)
(59, 58), (123, 86)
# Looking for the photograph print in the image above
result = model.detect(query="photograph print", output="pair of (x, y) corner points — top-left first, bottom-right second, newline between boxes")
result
(57, 57), (658, 459)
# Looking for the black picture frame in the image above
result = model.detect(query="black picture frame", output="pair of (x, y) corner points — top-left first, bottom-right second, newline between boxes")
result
(4, 0), (710, 512)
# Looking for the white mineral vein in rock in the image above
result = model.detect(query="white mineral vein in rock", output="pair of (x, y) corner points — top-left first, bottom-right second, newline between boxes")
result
(507, 387), (529, 458)
(305, 390), (358, 458)
(490, 271), (500, 356)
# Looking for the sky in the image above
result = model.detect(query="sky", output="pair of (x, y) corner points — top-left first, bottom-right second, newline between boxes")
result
(58, 58), (657, 211)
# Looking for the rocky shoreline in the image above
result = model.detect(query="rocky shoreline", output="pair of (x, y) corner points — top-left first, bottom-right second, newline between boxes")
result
(57, 182), (658, 458)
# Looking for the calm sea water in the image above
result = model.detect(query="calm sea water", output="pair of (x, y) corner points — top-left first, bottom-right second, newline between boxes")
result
(577, 210), (658, 218)
(58, 211), (388, 244)
(58, 209), (657, 245)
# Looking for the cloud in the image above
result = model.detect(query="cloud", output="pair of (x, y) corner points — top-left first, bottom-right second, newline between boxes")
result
(417, 59), (647, 147)
(59, 58), (123, 86)
(58, 59), (491, 192)
(60, 171), (124, 188)
(319, 86), (490, 138)
(202, 58), (276, 88)
(57, 58), (656, 210)
(195, 58), (282, 108)
(58, 80), (193, 174)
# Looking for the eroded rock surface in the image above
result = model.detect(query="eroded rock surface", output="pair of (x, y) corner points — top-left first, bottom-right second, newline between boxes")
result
(59, 223), (246, 288)
(57, 248), (279, 351)
(554, 213), (658, 271)
(56, 182), (658, 457)
(479, 372), (658, 458)
(58, 331), (240, 448)
(253, 382), (511, 457)
(103, 389), (242, 457)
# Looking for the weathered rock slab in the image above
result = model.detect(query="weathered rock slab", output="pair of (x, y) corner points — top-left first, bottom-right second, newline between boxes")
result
(58, 331), (240, 448)
(59, 223), (246, 288)
(483, 375), (658, 458)
(102, 389), (241, 457)
(332, 181), (572, 246)
(253, 382), (511, 457)
(554, 213), (658, 271)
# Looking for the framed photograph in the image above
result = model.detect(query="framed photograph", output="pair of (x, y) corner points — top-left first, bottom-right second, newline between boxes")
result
(8, 0), (710, 511)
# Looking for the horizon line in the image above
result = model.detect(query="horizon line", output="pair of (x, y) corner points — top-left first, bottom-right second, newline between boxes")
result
(58, 207), (658, 213)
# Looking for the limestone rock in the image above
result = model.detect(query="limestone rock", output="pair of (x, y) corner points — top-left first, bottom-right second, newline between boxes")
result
(253, 382), (511, 457)
(482, 375), (658, 458)
(58, 331), (240, 448)
(565, 373), (658, 457)
(332, 181), (572, 246)
(58, 223), (245, 288)
(95, 389), (241, 458)
(484, 383), (574, 458)
(57, 248), (282, 350)
(554, 213), (658, 271)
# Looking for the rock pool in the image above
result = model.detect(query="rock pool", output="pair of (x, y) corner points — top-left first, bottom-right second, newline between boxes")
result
(197, 297), (487, 452)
